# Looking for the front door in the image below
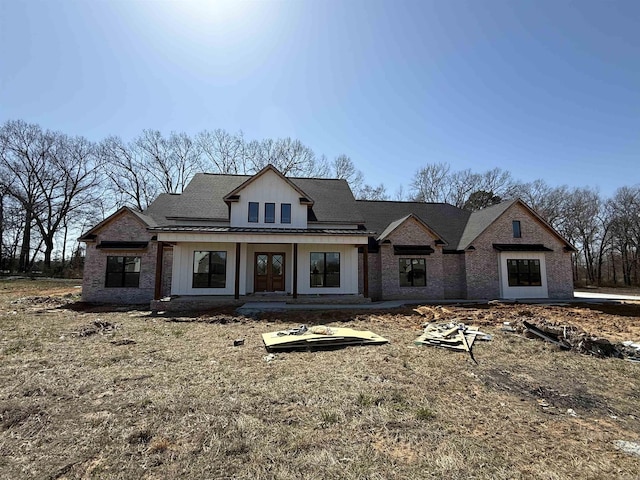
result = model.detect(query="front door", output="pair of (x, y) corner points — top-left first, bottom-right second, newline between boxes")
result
(255, 253), (285, 292)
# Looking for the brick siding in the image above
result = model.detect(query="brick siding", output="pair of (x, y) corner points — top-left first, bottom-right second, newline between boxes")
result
(443, 253), (467, 299)
(82, 212), (159, 304)
(465, 203), (573, 299)
(378, 219), (445, 300)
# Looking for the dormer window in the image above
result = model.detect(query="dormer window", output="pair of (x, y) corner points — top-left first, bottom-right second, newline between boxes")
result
(265, 203), (275, 223)
(513, 220), (522, 238)
(281, 203), (291, 224)
(248, 202), (259, 223)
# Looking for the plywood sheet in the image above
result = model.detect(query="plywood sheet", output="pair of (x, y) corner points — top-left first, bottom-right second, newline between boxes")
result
(262, 327), (389, 351)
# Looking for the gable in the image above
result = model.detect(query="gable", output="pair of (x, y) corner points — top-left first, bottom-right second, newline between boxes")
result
(460, 200), (574, 251)
(224, 165), (313, 205)
(356, 201), (469, 245)
(377, 214), (446, 245)
(79, 207), (153, 244)
(228, 168), (311, 228)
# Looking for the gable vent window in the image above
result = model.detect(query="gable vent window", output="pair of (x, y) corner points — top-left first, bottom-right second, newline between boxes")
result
(513, 220), (522, 238)
(248, 202), (259, 223)
(265, 203), (275, 223)
(281, 203), (291, 224)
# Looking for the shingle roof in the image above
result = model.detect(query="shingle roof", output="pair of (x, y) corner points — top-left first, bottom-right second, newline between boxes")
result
(145, 174), (246, 222)
(88, 168), (570, 251)
(456, 199), (517, 250)
(356, 200), (471, 246)
(143, 173), (364, 225)
(290, 177), (364, 224)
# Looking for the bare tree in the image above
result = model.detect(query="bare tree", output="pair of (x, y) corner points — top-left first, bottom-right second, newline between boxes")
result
(169, 132), (204, 191)
(197, 129), (245, 174)
(99, 136), (157, 211)
(410, 163), (515, 208)
(136, 130), (204, 193)
(561, 187), (603, 285)
(331, 154), (366, 196)
(513, 179), (569, 228)
(608, 186), (640, 286)
(32, 134), (102, 268)
(0, 120), (56, 271)
(394, 184), (407, 201)
(357, 184), (389, 200)
(410, 162), (451, 203)
(250, 137), (328, 177)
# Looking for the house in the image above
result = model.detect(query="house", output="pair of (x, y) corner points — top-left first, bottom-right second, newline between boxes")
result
(79, 165), (575, 307)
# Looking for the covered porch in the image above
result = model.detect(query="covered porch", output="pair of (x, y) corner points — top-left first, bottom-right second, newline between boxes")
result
(150, 228), (371, 307)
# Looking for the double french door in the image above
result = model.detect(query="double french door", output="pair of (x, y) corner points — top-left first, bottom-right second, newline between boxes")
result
(254, 253), (285, 292)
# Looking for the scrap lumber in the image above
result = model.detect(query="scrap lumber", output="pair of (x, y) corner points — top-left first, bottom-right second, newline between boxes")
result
(523, 320), (571, 350)
(415, 322), (488, 362)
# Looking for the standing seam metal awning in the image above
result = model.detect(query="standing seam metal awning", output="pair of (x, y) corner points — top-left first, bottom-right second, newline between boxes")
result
(492, 243), (553, 252)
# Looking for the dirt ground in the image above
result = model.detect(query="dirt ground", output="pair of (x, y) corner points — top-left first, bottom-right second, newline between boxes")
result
(1, 279), (640, 479)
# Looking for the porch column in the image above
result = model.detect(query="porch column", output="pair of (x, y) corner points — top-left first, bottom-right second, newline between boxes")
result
(154, 241), (164, 300)
(293, 243), (298, 299)
(234, 242), (241, 300)
(363, 244), (369, 298)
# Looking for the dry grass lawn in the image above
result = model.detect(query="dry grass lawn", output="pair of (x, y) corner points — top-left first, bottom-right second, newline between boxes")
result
(1, 278), (640, 479)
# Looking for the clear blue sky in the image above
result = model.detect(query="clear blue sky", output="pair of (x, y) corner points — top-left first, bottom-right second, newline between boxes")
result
(1, 0), (638, 198)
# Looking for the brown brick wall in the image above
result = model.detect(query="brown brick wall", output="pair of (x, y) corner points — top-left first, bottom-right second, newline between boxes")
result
(378, 219), (445, 300)
(359, 250), (382, 300)
(465, 203), (573, 299)
(443, 253), (467, 299)
(82, 212), (158, 304)
(161, 246), (173, 298)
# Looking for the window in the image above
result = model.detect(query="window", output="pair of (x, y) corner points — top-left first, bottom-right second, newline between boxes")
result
(105, 256), (141, 288)
(513, 220), (521, 238)
(281, 203), (291, 224)
(310, 252), (340, 287)
(248, 202), (259, 223)
(193, 251), (227, 288)
(399, 258), (426, 287)
(265, 203), (275, 223)
(507, 259), (541, 286)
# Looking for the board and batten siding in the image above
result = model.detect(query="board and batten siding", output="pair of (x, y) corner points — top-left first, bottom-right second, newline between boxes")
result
(170, 242), (360, 296)
(229, 169), (308, 228)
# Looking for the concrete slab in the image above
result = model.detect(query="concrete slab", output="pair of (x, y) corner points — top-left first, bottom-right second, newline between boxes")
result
(237, 291), (640, 313)
(574, 291), (640, 301)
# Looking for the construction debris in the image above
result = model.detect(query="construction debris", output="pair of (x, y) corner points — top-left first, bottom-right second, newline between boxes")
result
(414, 322), (491, 363)
(523, 321), (571, 350)
(614, 440), (640, 459)
(512, 317), (640, 361)
(413, 306), (453, 320)
(262, 325), (388, 352)
(76, 320), (117, 337)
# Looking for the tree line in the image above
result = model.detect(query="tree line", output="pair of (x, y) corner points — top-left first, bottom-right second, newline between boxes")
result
(1, 119), (638, 286)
